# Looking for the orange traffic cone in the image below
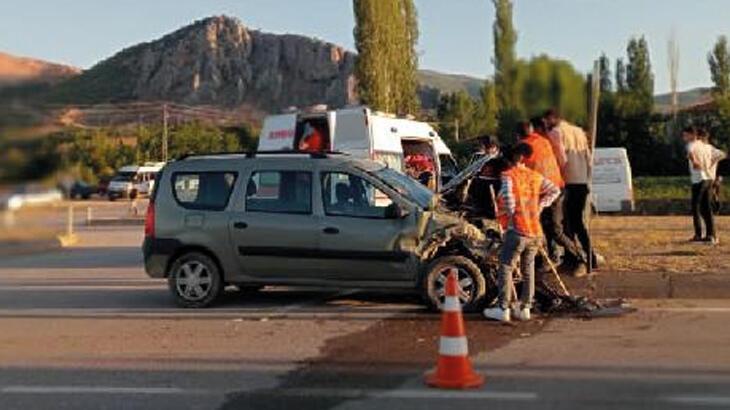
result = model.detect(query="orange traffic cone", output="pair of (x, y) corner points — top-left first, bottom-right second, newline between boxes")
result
(425, 268), (485, 389)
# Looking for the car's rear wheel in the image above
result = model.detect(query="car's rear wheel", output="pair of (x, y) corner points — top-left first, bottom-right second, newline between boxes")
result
(167, 252), (223, 308)
(421, 255), (486, 312)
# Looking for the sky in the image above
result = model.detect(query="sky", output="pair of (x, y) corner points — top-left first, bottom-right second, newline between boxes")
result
(1, 0), (729, 94)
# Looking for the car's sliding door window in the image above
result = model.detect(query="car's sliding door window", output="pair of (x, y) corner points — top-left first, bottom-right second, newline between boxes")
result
(245, 171), (312, 214)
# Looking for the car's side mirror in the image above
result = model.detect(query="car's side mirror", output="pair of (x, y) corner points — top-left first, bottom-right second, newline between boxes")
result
(385, 203), (409, 219)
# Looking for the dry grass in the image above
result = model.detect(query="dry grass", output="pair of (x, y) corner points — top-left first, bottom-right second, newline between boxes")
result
(592, 216), (730, 275)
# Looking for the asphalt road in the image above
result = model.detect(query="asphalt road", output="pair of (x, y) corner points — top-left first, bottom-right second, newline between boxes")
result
(1, 225), (730, 409)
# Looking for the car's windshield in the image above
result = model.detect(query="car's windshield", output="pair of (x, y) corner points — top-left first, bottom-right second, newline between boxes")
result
(112, 173), (135, 182)
(373, 168), (433, 209)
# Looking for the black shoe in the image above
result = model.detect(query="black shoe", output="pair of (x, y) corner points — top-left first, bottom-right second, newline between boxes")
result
(689, 236), (703, 242)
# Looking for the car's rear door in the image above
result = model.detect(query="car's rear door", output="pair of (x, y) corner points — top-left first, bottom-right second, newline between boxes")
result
(229, 161), (324, 280)
(315, 168), (414, 283)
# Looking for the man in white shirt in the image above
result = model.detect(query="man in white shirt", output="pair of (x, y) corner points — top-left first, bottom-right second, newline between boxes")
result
(684, 126), (723, 245)
(698, 128), (727, 218)
(544, 109), (595, 274)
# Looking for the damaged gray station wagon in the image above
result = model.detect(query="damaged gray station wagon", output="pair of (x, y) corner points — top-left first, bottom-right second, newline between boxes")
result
(143, 151), (501, 310)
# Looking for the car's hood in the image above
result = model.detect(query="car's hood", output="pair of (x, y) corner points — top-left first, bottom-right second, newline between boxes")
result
(439, 154), (496, 196)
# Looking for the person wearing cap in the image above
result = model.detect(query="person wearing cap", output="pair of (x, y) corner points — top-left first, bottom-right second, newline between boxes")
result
(483, 143), (560, 323)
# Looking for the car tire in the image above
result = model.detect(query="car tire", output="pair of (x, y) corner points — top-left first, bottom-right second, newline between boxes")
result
(167, 252), (223, 308)
(420, 255), (486, 313)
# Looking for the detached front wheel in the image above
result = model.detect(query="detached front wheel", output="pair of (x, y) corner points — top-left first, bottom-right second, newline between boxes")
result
(167, 252), (223, 308)
(421, 255), (486, 312)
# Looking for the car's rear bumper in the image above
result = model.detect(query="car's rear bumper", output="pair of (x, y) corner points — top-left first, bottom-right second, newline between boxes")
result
(142, 237), (182, 278)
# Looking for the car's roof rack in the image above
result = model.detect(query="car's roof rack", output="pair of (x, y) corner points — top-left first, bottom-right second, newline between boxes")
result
(177, 150), (349, 161)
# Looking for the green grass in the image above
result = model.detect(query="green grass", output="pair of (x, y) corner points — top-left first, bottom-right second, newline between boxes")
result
(634, 176), (729, 201)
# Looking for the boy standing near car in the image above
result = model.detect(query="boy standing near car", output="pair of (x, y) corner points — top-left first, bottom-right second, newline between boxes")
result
(483, 143), (560, 323)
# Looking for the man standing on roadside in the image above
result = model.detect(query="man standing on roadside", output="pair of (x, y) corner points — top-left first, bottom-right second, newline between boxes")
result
(698, 128), (727, 215)
(483, 143), (560, 323)
(520, 118), (586, 268)
(544, 109), (595, 274)
(685, 126), (724, 245)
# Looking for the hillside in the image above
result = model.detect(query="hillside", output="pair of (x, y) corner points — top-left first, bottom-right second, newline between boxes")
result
(4, 15), (713, 117)
(49, 16), (357, 112)
(417, 69), (483, 98)
(653, 87), (713, 112)
(45, 16), (484, 112)
(0, 52), (80, 87)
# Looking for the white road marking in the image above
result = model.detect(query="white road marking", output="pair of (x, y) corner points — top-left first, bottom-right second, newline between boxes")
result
(0, 386), (209, 395)
(662, 395), (730, 406)
(0, 385), (537, 401)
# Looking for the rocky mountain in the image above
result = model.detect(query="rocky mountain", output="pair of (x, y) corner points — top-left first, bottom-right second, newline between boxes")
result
(51, 16), (358, 112)
(48, 15), (489, 113)
(0, 52), (80, 87)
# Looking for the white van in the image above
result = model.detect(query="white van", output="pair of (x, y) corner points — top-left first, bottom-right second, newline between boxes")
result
(591, 148), (634, 212)
(108, 162), (165, 201)
(258, 106), (456, 189)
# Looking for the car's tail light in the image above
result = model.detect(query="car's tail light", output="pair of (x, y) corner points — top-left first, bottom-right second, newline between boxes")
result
(144, 201), (155, 238)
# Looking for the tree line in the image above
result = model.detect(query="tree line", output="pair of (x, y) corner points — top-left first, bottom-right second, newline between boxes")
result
(353, 0), (730, 175)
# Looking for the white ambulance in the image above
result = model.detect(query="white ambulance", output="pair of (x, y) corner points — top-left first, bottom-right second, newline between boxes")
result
(591, 148), (634, 212)
(258, 106), (457, 189)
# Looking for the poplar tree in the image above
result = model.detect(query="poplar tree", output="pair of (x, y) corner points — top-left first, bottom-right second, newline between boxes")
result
(709, 36), (730, 144)
(626, 36), (654, 113)
(492, 0), (519, 141)
(353, 0), (420, 115)
(492, 0), (517, 111)
(709, 36), (730, 97)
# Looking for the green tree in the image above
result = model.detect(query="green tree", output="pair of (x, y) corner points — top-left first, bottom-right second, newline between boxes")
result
(492, 0), (517, 111)
(353, 0), (420, 115)
(512, 56), (587, 124)
(615, 58), (627, 92)
(625, 36), (654, 114)
(708, 35), (730, 148)
(492, 0), (518, 141)
(709, 36), (730, 96)
(598, 53), (612, 92)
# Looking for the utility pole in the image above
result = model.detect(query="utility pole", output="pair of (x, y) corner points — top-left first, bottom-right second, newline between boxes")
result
(162, 103), (169, 162)
(587, 60), (601, 275)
